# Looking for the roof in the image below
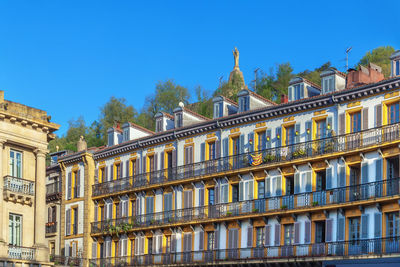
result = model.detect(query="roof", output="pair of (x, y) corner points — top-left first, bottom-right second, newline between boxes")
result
(125, 121), (155, 135)
(290, 76), (322, 90)
(219, 95), (238, 106)
(320, 68), (346, 78)
(240, 88), (278, 106)
(183, 107), (211, 121)
(390, 50), (400, 60)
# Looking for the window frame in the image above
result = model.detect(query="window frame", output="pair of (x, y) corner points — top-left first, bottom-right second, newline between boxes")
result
(9, 149), (23, 178)
(9, 213), (22, 246)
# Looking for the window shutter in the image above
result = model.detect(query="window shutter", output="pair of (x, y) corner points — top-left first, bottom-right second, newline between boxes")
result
(92, 242), (97, 258)
(52, 206), (57, 222)
(305, 121), (312, 141)
(375, 104), (382, 127)
(66, 209), (71, 236)
(266, 129), (272, 149)
(104, 166), (108, 181)
(361, 163), (369, 184)
(325, 218), (333, 242)
(274, 224), (280, 246)
(125, 160), (129, 177)
(215, 230), (219, 249)
(362, 107), (369, 130)
(249, 180), (254, 200)
(172, 149), (177, 168)
(361, 214), (369, 239)
(120, 162), (124, 178)
(295, 123), (300, 143)
(276, 127), (282, 147)
(76, 170), (80, 197)
(65, 243), (70, 257)
(152, 236), (156, 254)
(264, 225), (270, 246)
(304, 221), (311, 243)
(306, 171), (312, 192)
(200, 142), (205, 162)
(95, 168), (98, 183)
(276, 175), (282, 196)
(199, 230), (204, 250)
(375, 159), (382, 181)
(339, 113), (345, 135)
(199, 188), (204, 206)
(160, 152), (164, 171)
(72, 242), (77, 257)
(108, 202), (113, 219)
(216, 140), (221, 158)
(326, 167), (332, 189)
(223, 138), (229, 157)
(110, 165), (114, 180)
(171, 234), (176, 252)
(215, 184), (219, 204)
(327, 116), (333, 137)
(240, 134), (245, 154)
(294, 222), (300, 244)
(67, 172), (72, 200)
(154, 153), (158, 172)
(48, 207), (51, 223)
(294, 172), (300, 194)
(140, 237), (145, 255)
(223, 185), (228, 203)
(248, 132), (254, 152)
(247, 227), (253, 248)
(337, 217), (345, 241)
(300, 84), (304, 99)
(94, 204), (98, 222)
(374, 212), (382, 237)
(265, 177), (271, 197)
(339, 165), (346, 187)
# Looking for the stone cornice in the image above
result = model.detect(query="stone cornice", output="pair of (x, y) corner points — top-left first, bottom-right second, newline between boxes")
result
(93, 76), (400, 160)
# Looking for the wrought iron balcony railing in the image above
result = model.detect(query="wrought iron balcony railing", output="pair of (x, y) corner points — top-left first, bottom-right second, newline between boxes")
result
(91, 177), (400, 234)
(89, 236), (400, 266)
(8, 245), (35, 260)
(4, 176), (35, 195)
(46, 222), (57, 234)
(46, 181), (61, 196)
(50, 255), (82, 266)
(92, 122), (400, 197)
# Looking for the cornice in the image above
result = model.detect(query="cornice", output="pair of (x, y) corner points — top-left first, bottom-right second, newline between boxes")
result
(93, 76), (400, 160)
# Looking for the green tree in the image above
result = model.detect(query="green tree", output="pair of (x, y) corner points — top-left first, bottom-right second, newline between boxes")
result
(99, 96), (137, 141)
(358, 46), (395, 77)
(298, 62), (331, 86)
(214, 72), (245, 101)
(153, 80), (190, 114)
(273, 63), (294, 100)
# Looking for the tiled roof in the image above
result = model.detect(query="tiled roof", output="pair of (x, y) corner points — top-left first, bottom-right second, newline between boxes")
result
(126, 122), (155, 134)
(183, 107), (210, 121)
(246, 89), (278, 106)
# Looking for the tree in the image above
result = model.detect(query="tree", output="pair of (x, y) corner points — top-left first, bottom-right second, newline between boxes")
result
(358, 46), (395, 77)
(298, 62), (331, 86)
(48, 116), (87, 152)
(153, 80), (190, 114)
(253, 69), (277, 102)
(99, 97), (137, 141)
(214, 72), (245, 102)
(273, 63), (294, 100)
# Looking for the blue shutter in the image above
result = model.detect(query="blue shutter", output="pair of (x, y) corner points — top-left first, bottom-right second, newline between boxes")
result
(219, 103), (223, 117)
(266, 129), (271, 149)
(295, 123), (301, 143)
(276, 176), (282, 196)
(240, 135), (245, 154)
(265, 177), (271, 197)
(239, 181), (244, 201)
(374, 212), (382, 237)
(223, 138), (229, 157)
(361, 163), (368, 184)
(200, 142), (205, 162)
(375, 159), (382, 181)
(248, 132), (254, 152)
(300, 84), (304, 99)
(306, 171), (312, 192)
(337, 217), (345, 241)
(288, 86), (292, 101)
(339, 166), (346, 187)
(326, 167), (332, 189)
(361, 214), (369, 239)
(276, 127), (281, 147)
(327, 116), (333, 137)
(261, 131), (267, 150)
(294, 172), (300, 194)
(305, 121), (312, 141)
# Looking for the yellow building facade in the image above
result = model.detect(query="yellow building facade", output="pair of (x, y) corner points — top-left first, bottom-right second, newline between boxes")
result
(0, 91), (59, 266)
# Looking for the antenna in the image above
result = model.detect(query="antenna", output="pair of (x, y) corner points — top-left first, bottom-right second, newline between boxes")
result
(346, 47), (352, 72)
(218, 76), (223, 88)
(253, 68), (260, 90)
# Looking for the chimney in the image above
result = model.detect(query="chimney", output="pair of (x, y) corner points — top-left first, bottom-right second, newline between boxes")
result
(281, 94), (288, 104)
(346, 63), (384, 89)
(77, 136), (87, 152)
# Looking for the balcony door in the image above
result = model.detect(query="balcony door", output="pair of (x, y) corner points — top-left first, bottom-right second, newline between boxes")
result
(9, 214), (22, 246)
(9, 150), (22, 178)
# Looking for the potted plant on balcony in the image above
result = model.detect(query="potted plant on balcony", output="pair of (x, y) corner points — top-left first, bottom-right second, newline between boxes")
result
(226, 211), (232, 217)
(280, 205), (288, 210)
(263, 154), (276, 163)
(292, 148), (306, 159)
(312, 201), (319, 207)
(252, 208), (259, 213)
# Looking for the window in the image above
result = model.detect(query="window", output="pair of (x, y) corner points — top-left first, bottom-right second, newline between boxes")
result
(108, 134), (113, 146)
(284, 224), (294, 245)
(396, 60), (400, 76)
(73, 170), (80, 198)
(232, 137), (240, 156)
(220, 183), (229, 203)
(156, 119), (163, 132)
(208, 142), (216, 160)
(349, 217), (360, 240)
(239, 96), (249, 112)
(316, 120), (326, 139)
(9, 150), (22, 178)
(258, 181), (265, 199)
(165, 236), (171, 253)
(285, 126), (295, 146)
(72, 207), (78, 235)
(386, 212), (400, 237)
(350, 112), (361, 133)
(208, 188), (215, 205)
(176, 113), (183, 128)
(257, 131), (266, 151)
(256, 227), (265, 247)
(115, 164), (121, 179)
(388, 102), (400, 124)
(239, 179), (254, 201)
(123, 128), (129, 141)
(214, 102), (223, 118)
(323, 77), (335, 93)
(9, 214), (22, 246)
(207, 232), (215, 250)
(293, 84), (304, 100)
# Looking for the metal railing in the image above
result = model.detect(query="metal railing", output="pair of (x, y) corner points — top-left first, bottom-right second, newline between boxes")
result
(46, 181), (61, 196)
(91, 177), (400, 234)
(4, 176), (35, 195)
(50, 255), (82, 266)
(46, 222), (57, 234)
(8, 245), (35, 260)
(89, 236), (400, 266)
(92, 122), (400, 197)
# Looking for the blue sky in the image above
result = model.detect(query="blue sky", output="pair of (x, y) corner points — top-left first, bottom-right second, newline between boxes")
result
(0, 0), (399, 135)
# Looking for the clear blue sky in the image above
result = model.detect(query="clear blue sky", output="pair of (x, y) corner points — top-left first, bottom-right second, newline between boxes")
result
(0, 0), (399, 135)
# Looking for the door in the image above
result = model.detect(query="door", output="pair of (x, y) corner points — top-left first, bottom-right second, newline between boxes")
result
(228, 229), (238, 259)
(349, 167), (361, 201)
(312, 221), (326, 255)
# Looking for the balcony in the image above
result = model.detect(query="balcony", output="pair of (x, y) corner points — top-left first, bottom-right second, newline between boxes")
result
(50, 255), (82, 266)
(92, 122), (400, 197)
(8, 245), (35, 261)
(89, 236), (400, 266)
(46, 181), (61, 202)
(46, 222), (57, 234)
(91, 177), (400, 234)
(3, 176), (34, 205)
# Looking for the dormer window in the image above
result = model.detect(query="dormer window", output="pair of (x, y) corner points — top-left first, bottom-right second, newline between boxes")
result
(396, 60), (400, 76)
(123, 128), (129, 142)
(239, 96), (249, 112)
(322, 76), (335, 94)
(390, 50), (400, 77)
(293, 84), (304, 100)
(214, 102), (223, 118)
(175, 113), (183, 128)
(108, 133), (113, 146)
(156, 118), (163, 133)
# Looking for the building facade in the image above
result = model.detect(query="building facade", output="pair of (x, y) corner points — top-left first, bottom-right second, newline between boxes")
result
(0, 91), (59, 266)
(58, 50), (400, 266)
